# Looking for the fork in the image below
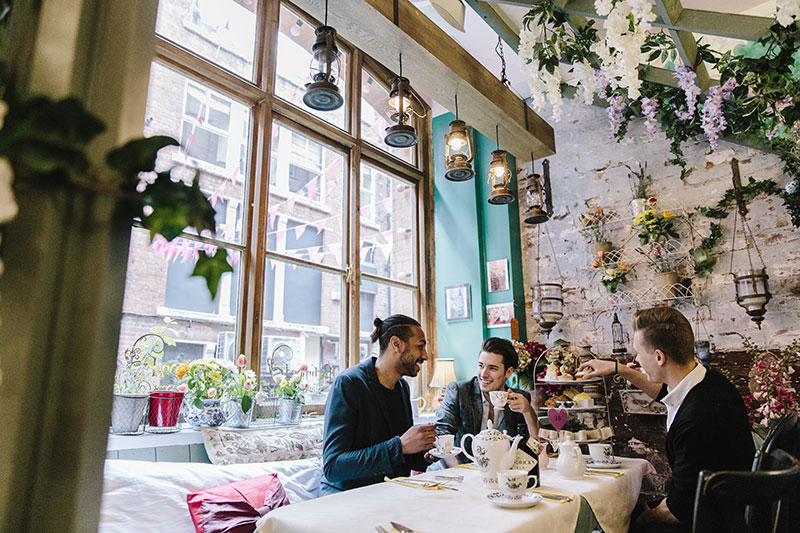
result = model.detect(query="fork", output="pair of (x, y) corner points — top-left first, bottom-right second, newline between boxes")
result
(375, 526), (388, 533)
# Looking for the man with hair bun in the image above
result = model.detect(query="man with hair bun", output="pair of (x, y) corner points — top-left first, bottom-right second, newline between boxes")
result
(321, 314), (436, 495)
(579, 306), (754, 532)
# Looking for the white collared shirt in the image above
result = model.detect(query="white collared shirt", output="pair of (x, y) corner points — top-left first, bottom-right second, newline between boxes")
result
(661, 363), (707, 430)
(481, 396), (504, 430)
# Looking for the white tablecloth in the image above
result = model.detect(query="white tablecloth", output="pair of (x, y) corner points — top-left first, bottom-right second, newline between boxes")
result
(256, 458), (652, 533)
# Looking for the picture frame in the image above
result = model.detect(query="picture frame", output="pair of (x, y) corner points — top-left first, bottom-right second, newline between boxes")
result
(486, 302), (514, 329)
(487, 259), (509, 292)
(444, 284), (472, 322)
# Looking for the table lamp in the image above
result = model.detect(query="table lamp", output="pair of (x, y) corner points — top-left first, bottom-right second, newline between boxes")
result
(429, 358), (457, 402)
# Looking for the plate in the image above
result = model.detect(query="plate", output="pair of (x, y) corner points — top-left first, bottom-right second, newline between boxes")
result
(587, 461), (622, 469)
(428, 446), (462, 459)
(486, 492), (543, 509)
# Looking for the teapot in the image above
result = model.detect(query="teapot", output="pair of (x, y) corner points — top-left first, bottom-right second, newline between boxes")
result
(461, 420), (522, 488)
(555, 439), (586, 479)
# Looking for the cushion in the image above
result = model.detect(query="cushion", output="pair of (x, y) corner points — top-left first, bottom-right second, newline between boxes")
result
(100, 458), (322, 533)
(202, 423), (324, 465)
(186, 473), (289, 533)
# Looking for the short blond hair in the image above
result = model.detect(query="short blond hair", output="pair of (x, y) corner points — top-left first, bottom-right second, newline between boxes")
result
(632, 307), (694, 365)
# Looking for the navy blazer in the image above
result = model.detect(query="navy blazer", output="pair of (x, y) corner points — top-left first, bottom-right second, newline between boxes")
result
(321, 357), (428, 494)
(435, 377), (530, 463)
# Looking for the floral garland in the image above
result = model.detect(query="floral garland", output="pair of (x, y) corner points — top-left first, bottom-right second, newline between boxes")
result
(740, 337), (799, 432)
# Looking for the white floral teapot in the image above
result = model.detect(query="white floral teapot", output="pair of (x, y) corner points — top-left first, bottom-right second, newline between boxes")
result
(555, 439), (586, 479)
(461, 420), (522, 488)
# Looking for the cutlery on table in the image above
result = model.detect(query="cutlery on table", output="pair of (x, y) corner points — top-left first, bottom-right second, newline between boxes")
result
(391, 521), (414, 533)
(585, 470), (624, 477)
(531, 490), (574, 503)
(384, 476), (458, 491)
(434, 474), (463, 483)
(375, 527), (388, 533)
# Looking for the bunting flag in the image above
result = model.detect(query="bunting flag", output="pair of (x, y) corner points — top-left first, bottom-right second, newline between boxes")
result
(315, 220), (325, 234)
(378, 242), (393, 259)
(294, 224), (306, 240)
(231, 251), (241, 268)
(306, 177), (318, 202)
(276, 228), (286, 245)
(330, 250), (340, 264)
(327, 159), (341, 185)
(326, 179), (337, 193)
(381, 229), (393, 242)
(268, 211), (277, 229)
(286, 196), (297, 215)
(382, 197), (392, 211)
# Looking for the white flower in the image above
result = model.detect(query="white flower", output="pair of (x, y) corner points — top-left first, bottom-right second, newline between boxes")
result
(569, 60), (597, 105)
(595, 0), (614, 16)
(0, 158), (18, 224)
(776, 0), (800, 27)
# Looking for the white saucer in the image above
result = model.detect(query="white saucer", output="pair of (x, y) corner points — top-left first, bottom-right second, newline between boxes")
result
(486, 492), (543, 509)
(587, 461), (622, 469)
(428, 446), (462, 459)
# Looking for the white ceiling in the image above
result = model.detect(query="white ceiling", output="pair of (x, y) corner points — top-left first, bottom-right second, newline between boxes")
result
(413, 0), (779, 117)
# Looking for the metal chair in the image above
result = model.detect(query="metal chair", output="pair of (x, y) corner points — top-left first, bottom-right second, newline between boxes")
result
(753, 413), (800, 471)
(692, 449), (800, 533)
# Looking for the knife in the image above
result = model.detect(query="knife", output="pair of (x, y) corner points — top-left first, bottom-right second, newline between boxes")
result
(391, 521), (414, 533)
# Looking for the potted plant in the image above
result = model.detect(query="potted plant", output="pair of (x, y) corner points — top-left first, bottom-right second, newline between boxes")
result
(631, 199), (679, 246)
(635, 243), (679, 297)
(592, 251), (629, 294)
(223, 354), (264, 428)
(179, 358), (236, 428)
(580, 208), (612, 253)
(112, 338), (160, 435)
(275, 369), (308, 425)
(626, 162), (652, 217)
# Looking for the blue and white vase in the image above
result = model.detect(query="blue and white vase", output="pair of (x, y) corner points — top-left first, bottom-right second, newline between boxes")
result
(184, 398), (226, 428)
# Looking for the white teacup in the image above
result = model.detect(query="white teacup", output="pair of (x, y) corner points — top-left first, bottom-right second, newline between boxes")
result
(497, 469), (538, 501)
(588, 443), (615, 464)
(489, 390), (508, 408)
(435, 434), (454, 454)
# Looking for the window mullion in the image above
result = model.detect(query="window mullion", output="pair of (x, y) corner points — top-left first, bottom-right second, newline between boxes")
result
(347, 144), (362, 369)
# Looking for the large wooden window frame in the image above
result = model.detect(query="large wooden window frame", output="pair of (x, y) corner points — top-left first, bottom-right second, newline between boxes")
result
(150, 0), (436, 397)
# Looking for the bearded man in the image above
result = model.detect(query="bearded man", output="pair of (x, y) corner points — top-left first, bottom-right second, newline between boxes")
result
(321, 314), (436, 495)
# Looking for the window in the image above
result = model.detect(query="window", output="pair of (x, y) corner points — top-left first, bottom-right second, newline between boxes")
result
(115, 0), (431, 405)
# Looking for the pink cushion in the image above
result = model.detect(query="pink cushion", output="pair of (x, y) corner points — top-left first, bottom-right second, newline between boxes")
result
(186, 474), (290, 533)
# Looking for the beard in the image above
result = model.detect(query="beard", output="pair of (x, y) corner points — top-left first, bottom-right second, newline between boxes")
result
(397, 348), (423, 377)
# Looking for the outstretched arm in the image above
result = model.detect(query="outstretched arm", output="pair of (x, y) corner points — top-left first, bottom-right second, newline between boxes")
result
(578, 359), (663, 400)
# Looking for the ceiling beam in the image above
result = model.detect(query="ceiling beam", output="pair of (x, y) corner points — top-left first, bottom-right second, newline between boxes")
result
(653, 0), (711, 91)
(483, 0), (773, 41)
(293, 0), (555, 159)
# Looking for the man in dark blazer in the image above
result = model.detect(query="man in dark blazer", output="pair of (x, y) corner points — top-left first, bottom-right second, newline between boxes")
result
(435, 337), (539, 464)
(321, 314), (435, 495)
(579, 307), (754, 532)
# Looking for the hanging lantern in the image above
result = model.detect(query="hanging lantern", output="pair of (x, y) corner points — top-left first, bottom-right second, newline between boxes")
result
(303, 25), (344, 111)
(524, 156), (551, 224)
(488, 150), (513, 204)
(611, 312), (627, 354)
(384, 54), (423, 148)
(733, 269), (771, 328)
(444, 95), (474, 181)
(532, 282), (563, 335)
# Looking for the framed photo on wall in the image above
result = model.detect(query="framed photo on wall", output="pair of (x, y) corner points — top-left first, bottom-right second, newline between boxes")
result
(486, 302), (514, 329)
(444, 284), (472, 322)
(487, 259), (509, 292)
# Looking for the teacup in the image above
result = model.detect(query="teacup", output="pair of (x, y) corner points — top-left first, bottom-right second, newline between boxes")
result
(435, 434), (454, 454)
(588, 443), (615, 464)
(497, 469), (538, 501)
(489, 390), (508, 408)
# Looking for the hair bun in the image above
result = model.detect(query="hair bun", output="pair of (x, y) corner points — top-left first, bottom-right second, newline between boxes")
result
(373, 317), (384, 330)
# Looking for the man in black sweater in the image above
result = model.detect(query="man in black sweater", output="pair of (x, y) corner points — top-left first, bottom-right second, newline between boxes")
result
(579, 307), (754, 532)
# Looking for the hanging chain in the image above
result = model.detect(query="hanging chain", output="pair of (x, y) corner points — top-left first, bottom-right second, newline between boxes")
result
(454, 94), (459, 121)
(728, 208), (738, 275)
(324, 0), (328, 25)
(545, 223), (564, 281)
(495, 36), (511, 87)
(742, 215), (766, 270)
(535, 224), (541, 285)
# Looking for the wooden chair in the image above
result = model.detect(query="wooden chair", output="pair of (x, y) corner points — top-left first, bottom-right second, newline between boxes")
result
(753, 413), (800, 471)
(692, 449), (800, 533)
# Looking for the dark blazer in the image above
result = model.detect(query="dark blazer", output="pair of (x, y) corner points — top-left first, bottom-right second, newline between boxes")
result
(658, 368), (755, 526)
(321, 357), (428, 495)
(435, 377), (531, 463)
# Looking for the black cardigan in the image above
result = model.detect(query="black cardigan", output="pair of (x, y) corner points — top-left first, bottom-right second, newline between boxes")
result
(658, 368), (755, 525)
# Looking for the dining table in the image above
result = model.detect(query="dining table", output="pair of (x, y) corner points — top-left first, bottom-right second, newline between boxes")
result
(256, 457), (654, 533)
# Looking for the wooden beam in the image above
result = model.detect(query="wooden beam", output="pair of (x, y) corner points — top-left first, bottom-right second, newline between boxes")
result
(653, 0), (711, 91)
(485, 0), (772, 41)
(292, 0), (555, 159)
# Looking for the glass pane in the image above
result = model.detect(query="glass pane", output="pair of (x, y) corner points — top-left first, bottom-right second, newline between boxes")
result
(144, 63), (250, 246)
(359, 163), (417, 283)
(361, 69), (415, 164)
(116, 226), (241, 389)
(359, 280), (417, 362)
(155, 0), (257, 80)
(275, 5), (347, 130)
(261, 259), (344, 403)
(268, 122), (345, 268)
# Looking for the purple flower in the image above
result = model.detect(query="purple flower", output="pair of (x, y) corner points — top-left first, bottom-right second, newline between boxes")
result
(701, 78), (737, 150)
(673, 67), (701, 121)
(595, 69), (608, 100)
(607, 93), (626, 139)
(641, 97), (660, 141)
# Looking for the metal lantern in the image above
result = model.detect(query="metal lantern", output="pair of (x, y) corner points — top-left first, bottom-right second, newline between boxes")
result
(524, 157), (552, 224)
(733, 269), (771, 328)
(385, 73), (419, 148)
(532, 282), (563, 334)
(444, 119), (474, 181)
(487, 126), (513, 204)
(611, 312), (627, 354)
(303, 25), (344, 111)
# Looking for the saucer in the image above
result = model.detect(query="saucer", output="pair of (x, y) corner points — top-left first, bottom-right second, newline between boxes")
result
(486, 492), (543, 509)
(587, 461), (622, 469)
(429, 446), (462, 459)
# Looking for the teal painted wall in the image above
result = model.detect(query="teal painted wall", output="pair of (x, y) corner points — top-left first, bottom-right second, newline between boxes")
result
(433, 113), (527, 383)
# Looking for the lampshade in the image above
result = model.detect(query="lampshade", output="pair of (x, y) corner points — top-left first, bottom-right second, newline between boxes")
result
(430, 0), (465, 32)
(429, 358), (457, 388)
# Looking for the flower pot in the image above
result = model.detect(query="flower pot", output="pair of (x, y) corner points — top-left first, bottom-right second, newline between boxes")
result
(111, 393), (149, 435)
(146, 391), (184, 433)
(691, 248), (716, 275)
(653, 271), (679, 298)
(224, 396), (254, 428)
(593, 241), (612, 254)
(183, 398), (226, 429)
(630, 198), (649, 218)
(278, 398), (302, 425)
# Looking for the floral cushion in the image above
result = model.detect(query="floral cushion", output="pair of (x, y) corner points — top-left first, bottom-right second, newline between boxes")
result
(201, 423), (324, 466)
